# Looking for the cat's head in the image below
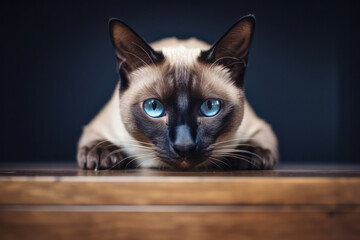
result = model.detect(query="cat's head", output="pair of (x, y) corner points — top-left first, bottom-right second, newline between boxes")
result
(109, 15), (255, 170)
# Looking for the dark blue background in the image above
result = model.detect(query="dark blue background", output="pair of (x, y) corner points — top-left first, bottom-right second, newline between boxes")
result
(1, 0), (359, 163)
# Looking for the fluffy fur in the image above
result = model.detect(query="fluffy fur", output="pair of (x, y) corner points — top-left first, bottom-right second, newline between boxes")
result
(77, 16), (278, 170)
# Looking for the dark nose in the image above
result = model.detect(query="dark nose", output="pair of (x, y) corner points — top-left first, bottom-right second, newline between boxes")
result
(173, 142), (197, 157)
(173, 144), (196, 158)
(172, 124), (196, 157)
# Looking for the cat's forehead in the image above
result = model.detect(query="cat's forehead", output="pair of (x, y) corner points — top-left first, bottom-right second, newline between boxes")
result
(126, 47), (242, 103)
(161, 46), (202, 66)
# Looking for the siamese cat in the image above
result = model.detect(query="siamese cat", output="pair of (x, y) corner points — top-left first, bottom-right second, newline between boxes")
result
(77, 14), (278, 170)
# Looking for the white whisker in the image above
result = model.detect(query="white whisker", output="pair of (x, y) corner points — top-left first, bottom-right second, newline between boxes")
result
(123, 139), (153, 146)
(213, 137), (255, 146)
(208, 156), (232, 170)
(108, 153), (153, 170)
(214, 143), (254, 151)
(213, 149), (263, 161)
(125, 153), (155, 169)
(208, 159), (223, 170)
(88, 140), (112, 150)
(135, 157), (158, 169)
(119, 143), (155, 151)
(212, 153), (261, 169)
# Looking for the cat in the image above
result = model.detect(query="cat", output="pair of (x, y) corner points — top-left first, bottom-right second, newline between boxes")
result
(77, 14), (278, 171)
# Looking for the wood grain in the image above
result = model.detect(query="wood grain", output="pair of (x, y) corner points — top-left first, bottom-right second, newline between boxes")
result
(0, 166), (359, 239)
(0, 177), (359, 205)
(1, 167), (360, 177)
(0, 210), (359, 240)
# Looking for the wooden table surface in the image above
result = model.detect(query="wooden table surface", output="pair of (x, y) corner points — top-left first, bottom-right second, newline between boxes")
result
(0, 164), (359, 240)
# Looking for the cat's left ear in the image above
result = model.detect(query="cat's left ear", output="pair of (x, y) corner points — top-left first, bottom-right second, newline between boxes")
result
(199, 15), (255, 87)
(109, 19), (164, 73)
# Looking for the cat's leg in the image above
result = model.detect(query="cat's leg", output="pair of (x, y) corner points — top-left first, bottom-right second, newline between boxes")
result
(220, 141), (277, 170)
(224, 101), (279, 170)
(232, 122), (278, 170)
(209, 139), (277, 171)
(218, 120), (278, 170)
(228, 140), (277, 170)
(77, 140), (125, 170)
(77, 124), (127, 170)
(248, 121), (278, 169)
(76, 83), (128, 170)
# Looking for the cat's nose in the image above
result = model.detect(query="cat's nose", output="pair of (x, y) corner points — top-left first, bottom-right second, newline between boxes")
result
(172, 142), (197, 157)
(172, 124), (196, 157)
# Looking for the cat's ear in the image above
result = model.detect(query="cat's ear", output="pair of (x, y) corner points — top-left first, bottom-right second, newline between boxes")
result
(199, 15), (255, 87)
(109, 19), (164, 74)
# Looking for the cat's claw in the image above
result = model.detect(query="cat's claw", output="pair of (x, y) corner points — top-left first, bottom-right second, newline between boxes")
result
(77, 140), (123, 170)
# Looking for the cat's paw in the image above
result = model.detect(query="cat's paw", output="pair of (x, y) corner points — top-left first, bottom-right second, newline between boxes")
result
(225, 143), (277, 170)
(250, 146), (277, 170)
(77, 140), (123, 170)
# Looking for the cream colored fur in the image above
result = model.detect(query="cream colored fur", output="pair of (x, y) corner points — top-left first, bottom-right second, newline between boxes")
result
(78, 38), (278, 168)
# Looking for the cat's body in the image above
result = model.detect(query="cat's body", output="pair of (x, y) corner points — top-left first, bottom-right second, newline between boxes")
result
(77, 16), (278, 170)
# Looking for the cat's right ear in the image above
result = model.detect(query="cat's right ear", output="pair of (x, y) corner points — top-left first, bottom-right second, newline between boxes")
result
(109, 19), (164, 75)
(199, 15), (256, 88)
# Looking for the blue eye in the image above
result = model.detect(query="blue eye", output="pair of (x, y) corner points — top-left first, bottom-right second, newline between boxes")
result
(200, 99), (221, 117)
(143, 99), (165, 118)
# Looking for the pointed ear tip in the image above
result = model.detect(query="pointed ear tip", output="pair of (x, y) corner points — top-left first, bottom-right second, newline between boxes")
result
(240, 14), (256, 25)
(108, 18), (128, 29)
(245, 14), (256, 20)
(108, 18), (118, 25)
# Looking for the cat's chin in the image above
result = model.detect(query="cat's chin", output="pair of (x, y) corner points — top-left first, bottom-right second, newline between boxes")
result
(157, 158), (208, 171)
(178, 160), (191, 169)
